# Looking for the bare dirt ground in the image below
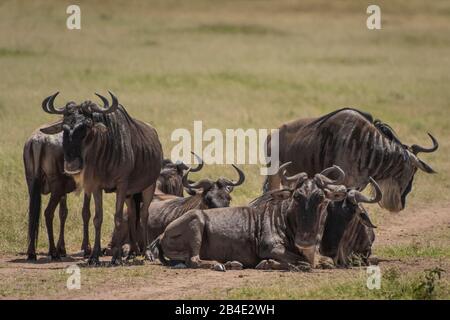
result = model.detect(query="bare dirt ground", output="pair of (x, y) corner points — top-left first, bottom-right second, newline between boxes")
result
(0, 203), (449, 300)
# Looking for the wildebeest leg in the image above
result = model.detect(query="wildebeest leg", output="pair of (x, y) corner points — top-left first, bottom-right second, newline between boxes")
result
(56, 195), (68, 257)
(88, 191), (103, 265)
(140, 184), (156, 256)
(111, 186), (128, 265)
(123, 198), (136, 258)
(255, 259), (294, 271)
(44, 194), (61, 260)
(188, 255), (224, 271)
(160, 210), (222, 269)
(81, 193), (92, 258)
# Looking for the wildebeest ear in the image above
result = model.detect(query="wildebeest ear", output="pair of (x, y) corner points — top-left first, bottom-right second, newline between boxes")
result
(40, 120), (63, 135)
(94, 122), (108, 133)
(271, 189), (292, 201)
(415, 158), (436, 174)
(358, 210), (377, 228)
(409, 152), (436, 174)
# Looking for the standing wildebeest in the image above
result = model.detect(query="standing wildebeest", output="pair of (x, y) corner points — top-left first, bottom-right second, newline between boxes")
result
(320, 177), (382, 267)
(39, 91), (163, 264)
(24, 126), (93, 261)
(145, 164), (245, 258)
(150, 164), (350, 271)
(264, 108), (438, 212)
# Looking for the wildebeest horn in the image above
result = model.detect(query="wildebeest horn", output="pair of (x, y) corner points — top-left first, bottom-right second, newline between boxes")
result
(347, 177), (382, 204)
(42, 92), (65, 114)
(91, 91), (119, 114)
(190, 151), (204, 173)
(222, 165), (245, 187)
(182, 168), (214, 190)
(411, 133), (438, 155)
(279, 162), (308, 186)
(316, 165), (345, 186)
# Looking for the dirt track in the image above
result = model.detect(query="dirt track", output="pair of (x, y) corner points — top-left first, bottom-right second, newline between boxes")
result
(0, 203), (449, 299)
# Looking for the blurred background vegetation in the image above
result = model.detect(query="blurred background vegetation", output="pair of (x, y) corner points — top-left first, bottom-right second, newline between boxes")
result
(0, 0), (449, 254)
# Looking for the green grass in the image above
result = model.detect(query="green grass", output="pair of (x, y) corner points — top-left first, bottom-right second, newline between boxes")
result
(222, 267), (449, 300)
(0, 0), (449, 268)
(376, 242), (450, 259)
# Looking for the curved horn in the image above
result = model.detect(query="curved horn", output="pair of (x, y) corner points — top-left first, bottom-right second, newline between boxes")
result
(279, 162), (308, 186)
(411, 133), (438, 155)
(317, 165), (345, 185)
(190, 151), (204, 173)
(222, 164), (245, 187)
(174, 160), (189, 171)
(182, 168), (213, 190)
(42, 92), (65, 114)
(348, 177), (382, 204)
(91, 91), (119, 114)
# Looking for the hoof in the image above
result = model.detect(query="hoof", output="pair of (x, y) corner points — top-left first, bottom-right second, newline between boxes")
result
(295, 261), (312, 272)
(27, 254), (37, 261)
(172, 263), (187, 269)
(49, 252), (61, 261)
(57, 248), (67, 258)
(110, 257), (123, 266)
(213, 263), (226, 272)
(88, 256), (100, 266)
(224, 261), (243, 270)
(255, 260), (271, 270)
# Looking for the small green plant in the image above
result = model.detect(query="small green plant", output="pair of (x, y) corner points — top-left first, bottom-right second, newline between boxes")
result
(413, 267), (445, 300)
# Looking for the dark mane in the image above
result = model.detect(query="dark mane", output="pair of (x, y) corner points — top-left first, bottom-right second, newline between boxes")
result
(249, 189), (291, 208)
(308, 107), (406, 147)
(373, 119), (405, 147)
(163, 194), (204, 212)
(309, 108), (373, 127)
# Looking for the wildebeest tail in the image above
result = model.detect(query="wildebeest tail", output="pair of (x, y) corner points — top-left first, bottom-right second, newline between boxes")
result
(149, 237), (170, 266)
(132, 192), (142, 229)
(24, 141), (43, 253)
(28, 177), (42, 251)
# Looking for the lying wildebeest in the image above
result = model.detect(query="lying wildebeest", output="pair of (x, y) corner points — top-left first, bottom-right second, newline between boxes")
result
(153, 152), (203, 200)
(103, 153), (204, 255)
(24, 124), (93, 261)
(320, 177), (382, 267)
(150, 164), (350, 271)
(40, 92), (163, 264)
(264, 108), (438, 212)
(145, 164), (245, 259)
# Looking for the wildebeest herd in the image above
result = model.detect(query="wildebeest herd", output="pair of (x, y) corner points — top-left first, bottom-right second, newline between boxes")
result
(23, 92), (438, 271)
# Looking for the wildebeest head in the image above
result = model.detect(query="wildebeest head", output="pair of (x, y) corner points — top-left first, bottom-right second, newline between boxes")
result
(376, 125), (438, 212)
(344, 177), (381, 228)
(157, 152), (204, 196)
(321, 177), (381, 266)
(39, 92), (118, 175)
(277, 163), (348, 265)
(182, 164), (245, 208)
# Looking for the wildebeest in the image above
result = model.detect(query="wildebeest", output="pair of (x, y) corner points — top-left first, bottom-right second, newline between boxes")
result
(154, 152), (203, 199)
(264, 108), (438, 212)
(320, 177), (382, 267)
(103, 153), (204, 256)
(39, 91), (163, 264)
(24, 127), (93, 261)
(145, 164), (245, 259)
(150, 164), (350, 271)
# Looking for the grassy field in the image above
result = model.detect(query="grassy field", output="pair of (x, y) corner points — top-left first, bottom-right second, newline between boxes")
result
(0, 0), (449, 299)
